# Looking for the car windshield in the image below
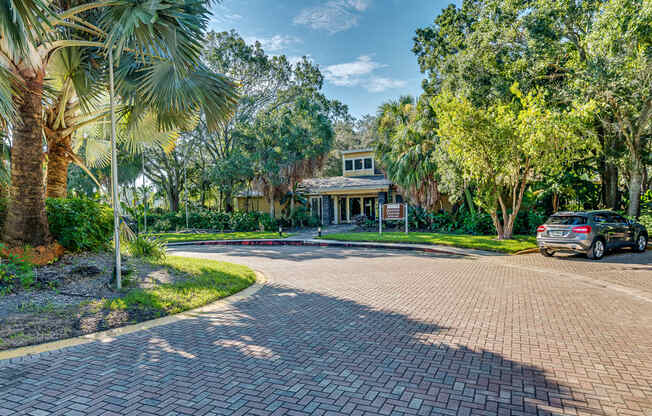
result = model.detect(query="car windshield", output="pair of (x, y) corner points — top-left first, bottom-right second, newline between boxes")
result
(546, 215), (586, 225)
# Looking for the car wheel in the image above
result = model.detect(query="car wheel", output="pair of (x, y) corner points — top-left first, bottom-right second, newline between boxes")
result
(540, 248), (554, 257)
(634, 234), (648, 253)
(587, 238), (605, 260)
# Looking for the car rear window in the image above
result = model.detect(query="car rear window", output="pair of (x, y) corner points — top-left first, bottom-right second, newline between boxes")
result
(545, 216), (586, 225)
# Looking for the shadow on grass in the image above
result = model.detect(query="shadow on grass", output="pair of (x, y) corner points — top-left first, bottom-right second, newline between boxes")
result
(1, 283), (604, 415)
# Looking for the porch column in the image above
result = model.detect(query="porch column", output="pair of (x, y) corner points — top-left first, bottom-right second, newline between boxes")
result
(334, 196), (339, 225)
(346, 196), (350, 222)
(359, 197), (363, 217)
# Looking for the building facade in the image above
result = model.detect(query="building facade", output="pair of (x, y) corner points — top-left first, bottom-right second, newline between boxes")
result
(235, 149), (429, 225)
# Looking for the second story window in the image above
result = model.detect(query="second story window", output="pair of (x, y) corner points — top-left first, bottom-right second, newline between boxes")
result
(355, 159), (363, 169)
(364, 158), (372, 169)
(345, 160), (353, 171)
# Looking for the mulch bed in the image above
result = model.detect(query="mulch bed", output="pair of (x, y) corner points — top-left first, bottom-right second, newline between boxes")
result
(0, 252), (184, 351)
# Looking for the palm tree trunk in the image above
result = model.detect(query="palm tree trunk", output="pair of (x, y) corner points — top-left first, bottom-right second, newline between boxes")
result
(627, 162), (643, 217)
(46, 134), (72, 198)
(3, 73), (51, 246)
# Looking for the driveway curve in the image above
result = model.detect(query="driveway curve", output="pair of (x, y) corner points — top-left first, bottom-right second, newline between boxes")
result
(1, 245), (651, 416)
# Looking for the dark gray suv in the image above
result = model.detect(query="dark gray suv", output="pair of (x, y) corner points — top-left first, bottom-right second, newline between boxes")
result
(536, 211), (648, 260)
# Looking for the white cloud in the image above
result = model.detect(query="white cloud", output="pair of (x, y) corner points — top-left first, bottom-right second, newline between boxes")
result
(293, 0), (371, 34)
(347, 0), (370, 11)
(364, 77), (408, 92)
(244, 35), (302, 52)
(323, 55), (384, 86)
(323, 56), (406, 93)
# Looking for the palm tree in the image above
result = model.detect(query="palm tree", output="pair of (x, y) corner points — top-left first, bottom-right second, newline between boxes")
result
(376, 96), (442, 211)
(0, 0), (238, 246)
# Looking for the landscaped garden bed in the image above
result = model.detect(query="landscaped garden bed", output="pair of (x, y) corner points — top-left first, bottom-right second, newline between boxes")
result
(0, 252), (255, 351)
(319, 232), (537, 254)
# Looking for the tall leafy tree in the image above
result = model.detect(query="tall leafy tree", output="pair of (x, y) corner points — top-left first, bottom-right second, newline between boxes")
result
(0, 0), (237, 246)
(250, 95), (335, 219)
(434, 86), (595, 239)
(375, 96), (442, 211)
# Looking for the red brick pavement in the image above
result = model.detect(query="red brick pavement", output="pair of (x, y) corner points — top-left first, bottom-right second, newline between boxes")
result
(1, 246), (650, 416)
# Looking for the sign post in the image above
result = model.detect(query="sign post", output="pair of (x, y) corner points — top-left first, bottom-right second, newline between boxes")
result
(380, 203), (408, 234)
(378, 201), (382, 235)
(405, 203), (408, 234)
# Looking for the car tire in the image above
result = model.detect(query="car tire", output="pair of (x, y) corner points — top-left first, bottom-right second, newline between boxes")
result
(587, 238), (605, 260)
(540, 248), (554, 257)
(634, 234), (648, 253)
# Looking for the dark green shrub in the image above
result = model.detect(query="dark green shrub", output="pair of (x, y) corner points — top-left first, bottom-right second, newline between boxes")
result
(0, 244), (35, 295)
(46, 198), (113, 251)
(459, 212), (495, 235)
(126, 236), (166, 260)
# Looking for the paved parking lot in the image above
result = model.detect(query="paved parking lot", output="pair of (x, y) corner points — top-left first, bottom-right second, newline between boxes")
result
(1, 246), (651, 415)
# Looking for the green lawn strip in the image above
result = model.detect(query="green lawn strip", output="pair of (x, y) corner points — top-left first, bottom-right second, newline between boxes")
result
(320, 232), (537, 254)
(148, 232), (290, 244)
(105, 256), (256, 314)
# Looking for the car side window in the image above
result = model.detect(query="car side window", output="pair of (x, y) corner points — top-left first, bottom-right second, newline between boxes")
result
(593, 214), (608, 224)
(609, 214), (627, 224)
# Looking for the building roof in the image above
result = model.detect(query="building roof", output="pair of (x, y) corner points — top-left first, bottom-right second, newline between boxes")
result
(340, 148), (374, 155)
(299, 175), (392, 194)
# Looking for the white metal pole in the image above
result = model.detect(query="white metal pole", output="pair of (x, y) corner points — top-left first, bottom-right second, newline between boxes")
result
(108, 49), (121, 289)
(405, 203), (408, 233)
(184, 162), (189, 230)
(142, 151), (147, 234)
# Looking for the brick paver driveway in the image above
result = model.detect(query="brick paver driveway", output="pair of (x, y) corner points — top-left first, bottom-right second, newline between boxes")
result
(1, 246), (651, 416)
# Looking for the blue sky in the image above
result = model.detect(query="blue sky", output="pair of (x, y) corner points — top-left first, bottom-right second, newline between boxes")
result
(208, 1), (457, 119)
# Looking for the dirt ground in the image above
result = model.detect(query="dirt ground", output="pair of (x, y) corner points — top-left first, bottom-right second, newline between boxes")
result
(0, 252), (185, 350)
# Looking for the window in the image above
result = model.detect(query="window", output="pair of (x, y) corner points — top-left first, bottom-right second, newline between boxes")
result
(364, 158), (372, 169)
(345, 160), (353, 171)
(354, 159), (363, 169)
(609, 213), (628, 224)
(545, 215), (586, 225)
(593, 214), (608, 224)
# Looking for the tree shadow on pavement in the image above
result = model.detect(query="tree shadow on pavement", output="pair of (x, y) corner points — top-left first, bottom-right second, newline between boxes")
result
(0, 284), (608, 416)
(169, 244), (469, 263)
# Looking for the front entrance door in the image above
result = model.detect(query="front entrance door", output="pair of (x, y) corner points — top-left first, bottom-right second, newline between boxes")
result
(350, 198), (361, 217)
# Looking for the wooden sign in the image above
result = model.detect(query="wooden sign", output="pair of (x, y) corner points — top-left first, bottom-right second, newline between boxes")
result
(383, 203), (405, 220)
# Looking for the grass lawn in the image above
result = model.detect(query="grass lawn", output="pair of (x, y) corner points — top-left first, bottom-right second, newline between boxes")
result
(0, 254), (257, 351)
(320, 232), (537, 254)
(149, 231), (289, 243)
(105, 256), (256, 314)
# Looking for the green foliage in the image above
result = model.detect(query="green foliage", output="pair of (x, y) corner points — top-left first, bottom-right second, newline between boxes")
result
(45, 198), (113, 252)
(126, 236), (166, 260)
(0, 244), (35, 295)
(149, 232), (286, 244)
(433, 86), (595, 238)
(147, 209), (278, 233)
(405, 206), (544, 236)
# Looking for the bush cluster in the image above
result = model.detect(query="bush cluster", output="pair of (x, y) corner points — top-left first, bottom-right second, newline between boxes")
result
(0, 244), (35, 295)
(126, 236), (167, 260)
(46, 198), (114, 252)
(146, 209), (280, 232)
(359, 206), (546, 236)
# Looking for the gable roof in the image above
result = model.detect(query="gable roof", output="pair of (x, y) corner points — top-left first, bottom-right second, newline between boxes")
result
(299, 175), (392, 194)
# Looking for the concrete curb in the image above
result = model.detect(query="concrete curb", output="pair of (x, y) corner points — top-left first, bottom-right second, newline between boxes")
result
(167, 238), (500, 257)
(0, 271), (267, 364)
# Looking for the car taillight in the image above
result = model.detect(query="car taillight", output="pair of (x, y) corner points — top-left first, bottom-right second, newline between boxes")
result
(536, 225), (546, 233)
(572, 225), (592, 234)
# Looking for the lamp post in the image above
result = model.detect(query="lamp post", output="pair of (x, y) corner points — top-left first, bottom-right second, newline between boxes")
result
(108, 48), (121, 289)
